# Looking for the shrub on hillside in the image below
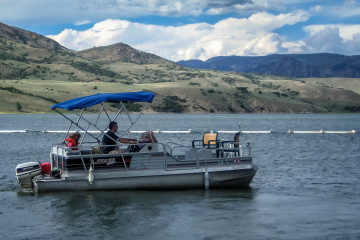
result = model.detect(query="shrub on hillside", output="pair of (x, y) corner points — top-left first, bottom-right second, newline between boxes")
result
(154, 96), (186, 113)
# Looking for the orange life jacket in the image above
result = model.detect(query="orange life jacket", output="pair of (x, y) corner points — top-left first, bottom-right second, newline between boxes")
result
(66, 138), (78, 150)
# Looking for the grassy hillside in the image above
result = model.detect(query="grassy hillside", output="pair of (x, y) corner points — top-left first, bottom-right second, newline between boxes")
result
(302, 78), (360, 94)
(2, 71), (360, 113)
(0, 22), (360, 113)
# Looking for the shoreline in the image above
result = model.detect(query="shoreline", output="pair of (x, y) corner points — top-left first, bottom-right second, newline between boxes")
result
(1, 111), (358, 115)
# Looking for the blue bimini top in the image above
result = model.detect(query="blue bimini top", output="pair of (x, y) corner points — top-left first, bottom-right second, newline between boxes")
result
(50, 91), (155, 111)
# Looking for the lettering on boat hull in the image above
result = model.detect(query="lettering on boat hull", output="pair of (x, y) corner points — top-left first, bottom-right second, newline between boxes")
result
(95, 158), (116, 165)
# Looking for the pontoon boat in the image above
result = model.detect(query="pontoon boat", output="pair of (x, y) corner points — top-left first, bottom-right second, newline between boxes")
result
(15, 91), (257, 192)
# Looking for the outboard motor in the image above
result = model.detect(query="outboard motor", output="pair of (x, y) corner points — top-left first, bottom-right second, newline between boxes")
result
(15, 162), (42, 189)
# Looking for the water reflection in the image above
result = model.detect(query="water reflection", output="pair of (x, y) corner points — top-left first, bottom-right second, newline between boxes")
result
(13, 188), (255, 239)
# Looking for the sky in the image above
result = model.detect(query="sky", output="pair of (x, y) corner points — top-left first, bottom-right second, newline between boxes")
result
(1, 0), (360, 61)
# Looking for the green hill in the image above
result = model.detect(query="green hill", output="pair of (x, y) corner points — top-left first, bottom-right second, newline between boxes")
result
(1, 22), (360, 113)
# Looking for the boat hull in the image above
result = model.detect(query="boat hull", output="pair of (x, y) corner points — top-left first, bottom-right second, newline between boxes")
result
(33, 165), (257, 192)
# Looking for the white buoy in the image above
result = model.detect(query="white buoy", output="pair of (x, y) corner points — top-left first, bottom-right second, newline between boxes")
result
(88, 165), (94, 184)
(204, 170), (209, 189)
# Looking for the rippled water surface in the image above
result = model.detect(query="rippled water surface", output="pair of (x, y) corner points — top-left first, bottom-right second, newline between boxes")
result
(1, 114), (360, 239)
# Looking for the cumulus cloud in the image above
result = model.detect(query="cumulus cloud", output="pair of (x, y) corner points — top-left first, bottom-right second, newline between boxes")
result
(306, 0), (360, 22)
(242, 33), (286, 55)
(2, 0), (360, 59)
(48, 11), (309, 61)
(302, 25), (360, 55)
(304, 27), (344, 53)
(304, 24), (360, 40)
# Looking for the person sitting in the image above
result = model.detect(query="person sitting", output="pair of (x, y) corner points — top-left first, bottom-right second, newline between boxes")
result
(139, 131), (158, 143)
(101, 121), (138, 154)
(65, 132), (80, 150)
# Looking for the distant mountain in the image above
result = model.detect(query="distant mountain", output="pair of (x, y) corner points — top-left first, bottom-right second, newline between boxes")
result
(0, 22), (64, 50)
(178, 54), (360, 78)
(0, 21), (176, 82)
(0, 22), (170, 65)
(77, 42), (173, 65)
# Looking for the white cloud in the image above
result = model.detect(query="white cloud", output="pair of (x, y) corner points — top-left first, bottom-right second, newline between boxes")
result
(309, 5), (323, 13)
(304, 24), (360, 40)
(206, 0), (287, 15)
(75, 20), (92, 26)
(0, 0), (261, 25)
(320, 0), (360, 19)
(242, 33), (286, 55)
(1, 0), (358, 29)
(282, 41), (307, 54)
(304, 27), (344, 53)
(48, 11), (309, 61)
(302, 25), (360, 55)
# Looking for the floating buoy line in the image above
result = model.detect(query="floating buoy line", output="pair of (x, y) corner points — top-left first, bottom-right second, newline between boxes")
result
(0, 129), (356, 134)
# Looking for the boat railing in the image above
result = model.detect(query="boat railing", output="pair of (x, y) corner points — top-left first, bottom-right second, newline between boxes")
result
(51, 144), (126, 173)
(51, 142), (166, 173)
(163, 141), (252, 170)
(50, 141), (252, 173)
(218, 141), (252, 157)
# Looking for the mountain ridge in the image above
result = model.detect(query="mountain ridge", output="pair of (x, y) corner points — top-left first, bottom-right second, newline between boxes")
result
(0, 22), (64, 50)
(178, 53), (360, 78)
(77, 42), (173, 65)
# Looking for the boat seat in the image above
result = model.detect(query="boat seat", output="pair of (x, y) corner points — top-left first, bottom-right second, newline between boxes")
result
(139, 131), (158, 143)
(92, 147), (103, 154)
(219, 132), (240, 157)
(192, 131), (219, 149)
(65, 149), (93, 156)
(234, 132), (240, 148)
(65, 150), (81, 156)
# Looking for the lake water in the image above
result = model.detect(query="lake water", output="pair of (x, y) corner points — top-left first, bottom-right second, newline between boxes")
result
(1, 113), (360, 240)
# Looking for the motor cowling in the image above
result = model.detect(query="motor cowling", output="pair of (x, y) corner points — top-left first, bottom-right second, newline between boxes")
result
(15, 162), (42, 189)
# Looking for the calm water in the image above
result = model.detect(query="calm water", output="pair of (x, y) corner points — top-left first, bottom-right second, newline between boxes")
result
(1, 114), (360, 240)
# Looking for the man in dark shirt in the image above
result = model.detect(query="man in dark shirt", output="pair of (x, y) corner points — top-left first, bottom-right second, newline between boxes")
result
(102, 121), (138, 153)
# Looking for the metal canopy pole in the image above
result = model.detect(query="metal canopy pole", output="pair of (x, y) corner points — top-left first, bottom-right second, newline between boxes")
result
(95, 102), (126, 140)
(62, 108), (84, 142)
(117, 103), (148, 138)
(54, 109), (100, 142)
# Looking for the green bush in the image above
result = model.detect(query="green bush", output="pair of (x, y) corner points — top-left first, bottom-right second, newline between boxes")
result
(125, 102), (143, 112)
(344, 106), (360, 112)
(71, 61), (116, 78)
(16, 102), (22, 111)
(272, 92), (280, 97)
(154, 96), (186, 113)
(236, 87), (248, 93)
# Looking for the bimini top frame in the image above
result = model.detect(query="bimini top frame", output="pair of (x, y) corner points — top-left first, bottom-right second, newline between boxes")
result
(50, 91), (155, 144)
